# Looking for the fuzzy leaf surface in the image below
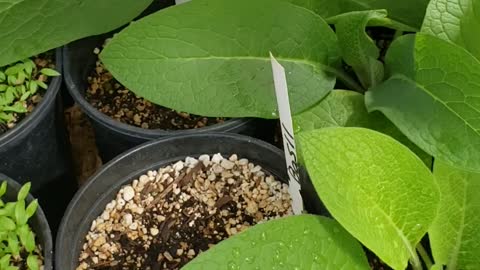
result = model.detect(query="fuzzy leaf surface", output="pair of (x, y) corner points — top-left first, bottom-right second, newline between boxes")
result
(366, 34), (480, 171)
(429, 161), (480, 270)
(101, 0), (340, 118)
(293, 90), (431, 166)
(0, 0), (153, 66)
(330, 10), (385, 89)
(182, 215), (370, 270)
(289, 0), (429, 29)
(298, 127), (439, 270)
(422, 0), (480, 60)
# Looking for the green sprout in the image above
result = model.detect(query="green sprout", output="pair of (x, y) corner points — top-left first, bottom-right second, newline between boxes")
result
(0, 182), (40, 270)
(0, 58), (60, 127)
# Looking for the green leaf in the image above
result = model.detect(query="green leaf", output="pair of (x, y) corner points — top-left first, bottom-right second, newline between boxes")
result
(3, 102), (26, 113)
(15, 71), (25, 85)
(17, 182), (30, 201)
(0, 113), (13, 124)
(429, 160), (480, 269)
(0, 254), (10, 269)
(101, 0), (340, 118)
(422, 0), (480, 60)
(0, 85), (7, 92)
(39, 68), (60, 77)
(17, 224), (35, 253)
(0, 203), (17, 218)
(0, 72), (5, 82)
(23, 59), (34, 76)
(183, 215), (370, 270)
(0, 217), (16, 231)
(330, 10), (385, 89)
(366, 33), (480, 172)
(28, 81), (38, 95)
(430, 265), (444, 270)
(20, 92), (30, 101)
(35, 80), (47, 90)
(293, 90), (432, 166)
(0, 182), (7, 198)
(4, 64), (24, 76)
(15, 200), (27, 226)
(298, 127), (439, 270)
(288, 0), (429, 30)
(7, 232), (19, 256)
(25, 200), (37, 220)
(0, 0), (154, 66)
(26, 255), (39, 270)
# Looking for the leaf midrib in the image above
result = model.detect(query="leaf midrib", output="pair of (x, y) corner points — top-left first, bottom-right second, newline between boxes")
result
(104, 54), (339, 75)
(354, 181), (417, 267)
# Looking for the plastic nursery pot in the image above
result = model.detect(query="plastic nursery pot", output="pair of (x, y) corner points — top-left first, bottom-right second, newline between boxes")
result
(0, 48), (72, 193)
(63, 1), (270, 162)
(55, 133), (322, 269)
(0, 173), (53, 270)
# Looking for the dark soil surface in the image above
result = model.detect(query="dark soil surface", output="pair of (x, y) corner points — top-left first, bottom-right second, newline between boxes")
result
(0, 53), (55, 135)
(77, 155), (292, 270)
(85, 48), (226, 130)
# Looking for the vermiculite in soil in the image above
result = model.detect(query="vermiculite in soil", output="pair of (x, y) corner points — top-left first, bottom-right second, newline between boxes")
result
(77, 154), (292, 270)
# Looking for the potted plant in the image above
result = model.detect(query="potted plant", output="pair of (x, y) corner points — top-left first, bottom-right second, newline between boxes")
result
(55, 133), (323, 269)
(90, 0), (480, 269)
(0, 173), (53, 270)
(63, 0), (271, 162)
(0, 0), (157, 191)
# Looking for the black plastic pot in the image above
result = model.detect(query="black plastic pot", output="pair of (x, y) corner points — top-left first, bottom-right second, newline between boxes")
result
(55, 133), (322, 269)
(0, 49), (77, 232)
(0, 173), (53, 270)
(0, 49), (73, 192)
(63, 1), (270, 162)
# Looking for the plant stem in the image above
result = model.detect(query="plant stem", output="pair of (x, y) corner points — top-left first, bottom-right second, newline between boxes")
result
(335, 69), (365, 93)
(393, 30), (404, 40)
(410, 248), (424, 270)
(417, 243), (433, 269)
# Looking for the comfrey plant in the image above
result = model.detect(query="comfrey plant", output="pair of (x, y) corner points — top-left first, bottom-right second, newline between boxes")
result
(99, 0), (480, 269)
(0, 182), (40, 270)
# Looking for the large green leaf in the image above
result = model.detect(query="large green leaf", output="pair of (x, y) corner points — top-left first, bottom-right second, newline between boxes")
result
(429, 160), (480, 270)
(182, 215), (370, 270)
(101, 0), (340, 118)
(330, 10), (386, 89)
(298, 127), (439, 270)
(422, 0), (480, 60)
(0, 0), (153, 66)
(289, 0), (429, 30)
(293, 90), (431, 166)
(366, 33), (480, 172)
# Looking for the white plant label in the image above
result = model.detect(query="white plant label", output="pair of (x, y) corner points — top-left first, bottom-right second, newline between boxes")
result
(270, 53), (303, 215)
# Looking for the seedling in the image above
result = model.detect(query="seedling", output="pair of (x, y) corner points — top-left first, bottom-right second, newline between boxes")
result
(0, 59), (60, 127)
(0, 181), (40, 270)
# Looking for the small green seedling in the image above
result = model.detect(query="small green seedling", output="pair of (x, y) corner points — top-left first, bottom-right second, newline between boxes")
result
(0, 59), (60, 126)
(0, 181), (40, 270)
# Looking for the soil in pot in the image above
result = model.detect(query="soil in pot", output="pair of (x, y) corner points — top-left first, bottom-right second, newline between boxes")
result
(0, 52), (56, 134)
(76, 153), (292, 270)
(85, 41), (227, 130)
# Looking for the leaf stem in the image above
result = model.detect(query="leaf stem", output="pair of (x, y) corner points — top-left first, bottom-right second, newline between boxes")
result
(325, 66), (365, 93)
(410, 248), (424, 270)
(416, 243), (433, 269)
